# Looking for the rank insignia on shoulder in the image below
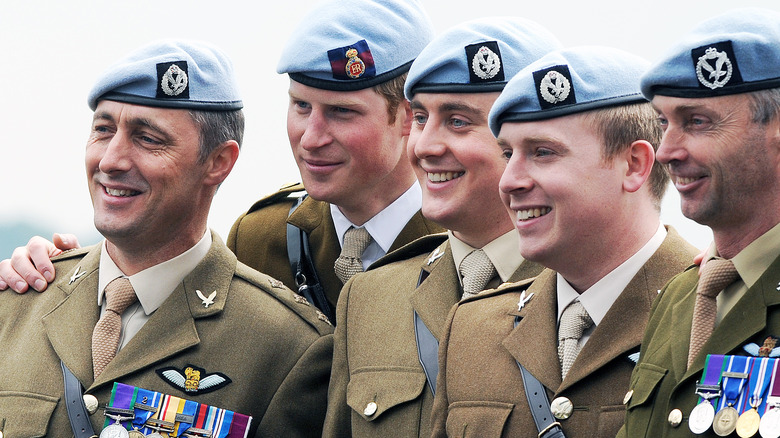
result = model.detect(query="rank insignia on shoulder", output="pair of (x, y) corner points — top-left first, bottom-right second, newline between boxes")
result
(195, 290), (216, 308)
(156, 365), (231, 395)
(316, 310), (332, 326)
(293, 293), (310, 306)
(269, 278), (285, 289)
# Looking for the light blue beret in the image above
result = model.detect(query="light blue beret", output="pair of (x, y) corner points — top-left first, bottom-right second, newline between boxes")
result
(489, 46), (650, 136)
(277, 0), (434, 91)
(641, 8), (780, 99)
(405, 17), (562, 99)
(88, 39), (242, 111)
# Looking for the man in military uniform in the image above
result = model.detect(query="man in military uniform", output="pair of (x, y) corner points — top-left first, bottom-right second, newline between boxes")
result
(621, 8), (780, 437)
(429, 47), (698, 438)
(0, 40), (332, 437)
(322, 18), (560, 437)
(0, 0), (443, 324)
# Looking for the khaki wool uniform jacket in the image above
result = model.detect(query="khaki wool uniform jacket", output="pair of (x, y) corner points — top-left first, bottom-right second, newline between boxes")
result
(430, 227), (697, 438)
(621, 249), (780, 437)
(227, 183), (445, 310)
(0, 232), (333, 438)
(323, 235), (544, 438)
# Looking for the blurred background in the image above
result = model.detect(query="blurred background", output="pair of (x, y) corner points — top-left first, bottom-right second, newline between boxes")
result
(3, 0), (777, 257)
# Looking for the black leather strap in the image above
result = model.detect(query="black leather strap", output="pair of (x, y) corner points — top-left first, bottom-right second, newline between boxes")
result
(286, 195), (336, 323)
(61, 361), (97, 438)
(514, 317), (566, 438)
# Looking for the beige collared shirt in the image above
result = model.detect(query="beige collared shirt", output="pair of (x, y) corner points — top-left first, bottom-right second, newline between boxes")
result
(713, 221), (780, 324)
(97, 229), (212, 350)
(556, 222), (667, 348)
(450, 229), (524, 287)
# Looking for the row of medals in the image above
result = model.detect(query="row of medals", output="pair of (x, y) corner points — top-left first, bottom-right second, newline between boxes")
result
(100, 406), (212, 438)
(689, 374), (780, 436)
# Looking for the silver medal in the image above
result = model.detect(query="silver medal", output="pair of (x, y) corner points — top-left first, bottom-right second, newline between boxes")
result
(759, 407), (780, 438)
(689, 400), (715, 434)
(99, 423), (129, 438)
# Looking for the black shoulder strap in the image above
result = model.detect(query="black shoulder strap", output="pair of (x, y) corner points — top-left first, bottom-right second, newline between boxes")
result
(413, 268), (439, 395)
(61, 361), (97, 438)
(286, 195), (337, 324)
(514, 316), (566, 438)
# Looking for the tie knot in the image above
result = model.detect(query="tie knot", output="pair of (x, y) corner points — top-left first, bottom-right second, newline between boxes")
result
(698, 258), (739, 298)
(559, 300), (593, 341)
(104, 277), (137, 314)
(459, 249), (496, 298)
(341, 226), (372, 258)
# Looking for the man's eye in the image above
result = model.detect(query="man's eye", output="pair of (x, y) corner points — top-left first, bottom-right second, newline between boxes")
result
(450, 118), (468, 128)
(414, 115), (428, 125)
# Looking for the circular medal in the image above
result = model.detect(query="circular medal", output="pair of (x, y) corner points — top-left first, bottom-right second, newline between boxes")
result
(713, 406), (740, 436)
(99, 423), (129, 438)
(759, 408), (780, 438)
(736, 408), (761, 437)
(689, 401), (715, 434)
(127, 430), (146, 438)
(147, 433), (165, 438)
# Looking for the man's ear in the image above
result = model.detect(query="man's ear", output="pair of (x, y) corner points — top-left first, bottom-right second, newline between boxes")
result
(622, 140), (655, 193)
(203, 140), (240, 187)
(400, 99), (413, 136)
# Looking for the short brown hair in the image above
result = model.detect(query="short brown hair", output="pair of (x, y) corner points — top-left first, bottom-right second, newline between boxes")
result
(373, 72), (408, 124)
(583, 102), (668, 209)
(747, 87), (780, 125)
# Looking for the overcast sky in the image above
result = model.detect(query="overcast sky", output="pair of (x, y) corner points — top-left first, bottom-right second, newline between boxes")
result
(3, 0), (779, 253)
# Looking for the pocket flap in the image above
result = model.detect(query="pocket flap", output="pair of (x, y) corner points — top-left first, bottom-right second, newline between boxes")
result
(346, 367), (427, 421)
(0, 391), (59, 437)
(446, 400), (514, 438)
(626, 363), (668, 409)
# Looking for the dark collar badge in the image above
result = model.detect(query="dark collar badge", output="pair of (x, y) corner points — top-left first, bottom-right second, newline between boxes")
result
(691, 40), (743, 90)
(156, 61), (190, 99)
(328, 39), (376, 80)
(533, 65), (576, 110)
(465, 41), (504, 83)
(156, 364), (231, 395)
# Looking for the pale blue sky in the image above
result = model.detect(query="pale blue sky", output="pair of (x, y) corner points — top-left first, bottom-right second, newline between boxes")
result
(3, 0), (778, 253)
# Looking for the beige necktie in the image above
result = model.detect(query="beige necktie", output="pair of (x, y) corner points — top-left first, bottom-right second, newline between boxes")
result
(459, 249), (496, 300)
(92, 277), (137, 378)
(334, 226), (372, 284)
(558, 300), (593, 380)
(687, 258), (739, 368)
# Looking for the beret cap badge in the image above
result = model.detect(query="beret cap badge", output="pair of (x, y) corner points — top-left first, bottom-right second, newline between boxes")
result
(694, 44), (734, 90)
(468, 42), (503, 82)
(156, 61), (190, 99)
(345, 48), (366, 79)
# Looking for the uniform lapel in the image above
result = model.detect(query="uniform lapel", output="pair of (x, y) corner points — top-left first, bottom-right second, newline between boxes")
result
(90, 235), (235, 390)
(410, 242), (459, 340)
(42, 246), (103, 387)
(502, 269), (561, 391)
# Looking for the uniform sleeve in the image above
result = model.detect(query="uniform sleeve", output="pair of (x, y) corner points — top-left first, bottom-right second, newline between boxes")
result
(430, 303), (459, 438)
(254, 333), (333, 437)
(322, 280), (354, 437)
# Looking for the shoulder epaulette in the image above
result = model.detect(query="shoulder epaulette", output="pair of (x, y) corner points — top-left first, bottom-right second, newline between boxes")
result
(460, 276), (537, 304)
(245, 182), (306, 214)
(51, 245), (94, 263)
(368, 232), (449, 270)
(234, 261), (333, 334)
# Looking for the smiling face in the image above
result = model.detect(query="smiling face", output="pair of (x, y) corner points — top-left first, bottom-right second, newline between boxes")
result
(653, 93), (780, 244)
(86, 100), (214, 263)
(286, 80), (413, 222)
(498, 113), (627, 270)
(407, 91), (512, 246)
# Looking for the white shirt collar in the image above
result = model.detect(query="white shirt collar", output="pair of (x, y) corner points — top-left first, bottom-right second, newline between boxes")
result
(331, 183), (422, 266)
(449, 229), (524, 283)
(556, 223), (666, 325)
(98, 230), (212, 315)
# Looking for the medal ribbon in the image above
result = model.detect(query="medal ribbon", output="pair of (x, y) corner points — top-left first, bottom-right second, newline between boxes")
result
(768, 358), (780, 411)
(717, 355), (752, 412)
(160, 394), (182, 431)
(224, 412), (252, 438)
(133, 387), (161, 434)
(747, 357), (775, 415)
(192, 402), (211, 429)
(213, 409), (234, 438)
(104, 382), (137, 429)
(698, 354), (726, 404)
(176, 399), (199, 436)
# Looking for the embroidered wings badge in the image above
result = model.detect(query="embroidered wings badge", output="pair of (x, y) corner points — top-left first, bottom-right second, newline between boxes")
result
(156, 365), (232, 395)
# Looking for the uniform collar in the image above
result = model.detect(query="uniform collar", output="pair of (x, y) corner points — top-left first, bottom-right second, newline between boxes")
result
(449, 228), (523, 283)
(330, 182), (422, 253)
(556, 222), (666, 326)
(98, 229), (212, 315)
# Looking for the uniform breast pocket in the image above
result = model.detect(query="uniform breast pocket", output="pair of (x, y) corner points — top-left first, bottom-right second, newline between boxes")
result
(624, 362), (668, 434)
(445, 401), (514, 438)
(346, 367), (427, 422)
(0, 391), (59, 437)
